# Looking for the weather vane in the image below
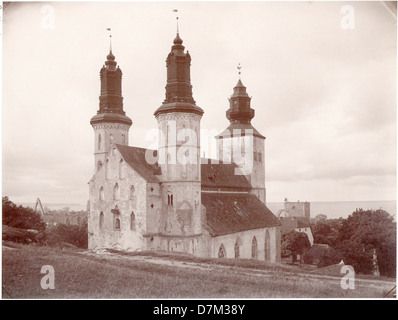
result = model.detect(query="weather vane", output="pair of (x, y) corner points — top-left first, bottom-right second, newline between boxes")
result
(237, 63), (242, 79)
(173, 9), (179, 33)
(106, 27), (112, 51)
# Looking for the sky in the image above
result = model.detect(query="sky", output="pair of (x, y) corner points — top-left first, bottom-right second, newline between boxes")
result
(2, 1), (397, 208)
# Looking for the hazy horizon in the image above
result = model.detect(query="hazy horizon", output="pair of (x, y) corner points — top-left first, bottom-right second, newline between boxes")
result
(2, 1), (396, 204)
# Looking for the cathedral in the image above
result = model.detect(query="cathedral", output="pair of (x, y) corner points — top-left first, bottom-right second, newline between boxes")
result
(88, 31), (281, 262)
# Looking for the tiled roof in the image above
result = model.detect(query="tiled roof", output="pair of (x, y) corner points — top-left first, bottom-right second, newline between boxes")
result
(202, 193), (280, 237)
(116, 146), (253, 191)
(116, 145), (161, 183)
(201, 159), (252, 190)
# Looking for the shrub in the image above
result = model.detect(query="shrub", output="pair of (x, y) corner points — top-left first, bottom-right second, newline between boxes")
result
(45, 223), (88, 248)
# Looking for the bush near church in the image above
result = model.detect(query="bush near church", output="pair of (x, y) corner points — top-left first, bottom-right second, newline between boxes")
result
(311, 209), (396, 277)
(2, 196), (88, 249)
(2, 196), (46, 232)
(281, 230), (311, 264)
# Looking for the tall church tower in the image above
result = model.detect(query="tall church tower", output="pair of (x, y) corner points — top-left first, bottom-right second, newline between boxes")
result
(154, 32), (204, 236)
(90, 50), (132, 172)
(216, 77), (266, 203)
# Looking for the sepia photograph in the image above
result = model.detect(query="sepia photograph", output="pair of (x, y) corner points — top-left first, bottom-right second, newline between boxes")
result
(1, 0), (397, 303)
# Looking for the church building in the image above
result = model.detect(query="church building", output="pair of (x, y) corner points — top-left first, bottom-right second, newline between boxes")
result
(88, 31), (281, 262)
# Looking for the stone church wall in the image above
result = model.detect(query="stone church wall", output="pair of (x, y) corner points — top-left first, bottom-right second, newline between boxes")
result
(88, 147), (148, 251)
(211, 226), (281, 263)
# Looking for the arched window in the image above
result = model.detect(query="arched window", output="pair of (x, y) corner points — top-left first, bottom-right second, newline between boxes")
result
(129, 185), (135, 200)
(113, 183), (119, 200)
(234, 241), (240, 259)
(253, 149), (257, 161)
(167, 192), (173, 206)
(114, 216), (121, 230)
(258, 150), (262, 162)
(99, 212), (104, 231)
(252, 236), (258, 259)
(119, 159), (124, 179)
(130, 212), (135, 231)
(218, 244), (226, 258)
(265, 230), (271, 261)
(98, 134), (101, 151)
(110, 134), (114, 144)
(99, 186), (104, 201)
(106, 159), (110, 179)
(97, 161), (103, 171)
(122, 134), (125, 144)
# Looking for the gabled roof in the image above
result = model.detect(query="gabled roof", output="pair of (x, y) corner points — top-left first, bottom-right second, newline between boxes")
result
(202, 193), (280, 237)
(201, 159), (252, 190)
(215, 123), (265, 139)
(115, 145), (161, 183)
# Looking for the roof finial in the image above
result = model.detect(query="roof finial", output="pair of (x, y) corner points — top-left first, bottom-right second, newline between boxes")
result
(106, 27), (112, 51)
(173, 9), (179, 34)
(237, 63), (242, 79)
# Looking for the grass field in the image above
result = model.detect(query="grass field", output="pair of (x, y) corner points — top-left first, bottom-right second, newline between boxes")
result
(2, 242), (395, 299)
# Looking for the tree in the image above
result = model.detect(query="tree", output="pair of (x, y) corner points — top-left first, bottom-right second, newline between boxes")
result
(282, 231), (311, 264)
(336, 209), (396, 277)
(312, 222), (338, 247)
(312, 214), (328, 224)
(2, 196), (46, 231)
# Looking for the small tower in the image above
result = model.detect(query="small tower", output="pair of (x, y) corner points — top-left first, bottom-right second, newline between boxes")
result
(216, 75), (266, 203)
(154, 31), (204, 237)
(90, 49), (132, 172)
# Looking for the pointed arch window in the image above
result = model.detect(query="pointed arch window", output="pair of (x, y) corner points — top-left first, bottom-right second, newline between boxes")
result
(114, 216), (121, 230)
(119, 159), (125, 179)
(105, 159), (110, 179)
(113, 183), (120, 200)
(167, 192), (173, 206)
(234, 241), (240, 259)
(130, 212), (136, 231)
(130, 185), (135, 200)
(251, 236), (258, 259)
(97, 161), (103, 171)
(99, 212), (104, 231)
(99, 186), (104, 201)
(265, 230), (271, 261)
(218, 244), (226, 258)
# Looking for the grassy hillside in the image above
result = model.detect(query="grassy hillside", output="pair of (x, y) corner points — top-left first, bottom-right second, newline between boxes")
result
(2, 243), (394, 299)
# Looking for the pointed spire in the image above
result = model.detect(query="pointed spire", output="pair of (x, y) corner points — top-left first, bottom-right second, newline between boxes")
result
(226, 73), (254, 124)
(154, 26), (203, 117)
(90, 29), (132, 128)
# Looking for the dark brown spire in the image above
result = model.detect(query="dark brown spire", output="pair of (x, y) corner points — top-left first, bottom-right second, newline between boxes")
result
(226, 79), (254, 124)
(154, 33), (203, 117)
(90, 51), (132, 126)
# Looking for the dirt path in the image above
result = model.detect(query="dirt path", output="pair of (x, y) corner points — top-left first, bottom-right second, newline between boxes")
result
(80, 249), (396, 293)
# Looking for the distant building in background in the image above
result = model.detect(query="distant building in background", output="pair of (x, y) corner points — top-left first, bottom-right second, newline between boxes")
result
(34, 198), (87, 227)
(278, 199), (313, 246)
